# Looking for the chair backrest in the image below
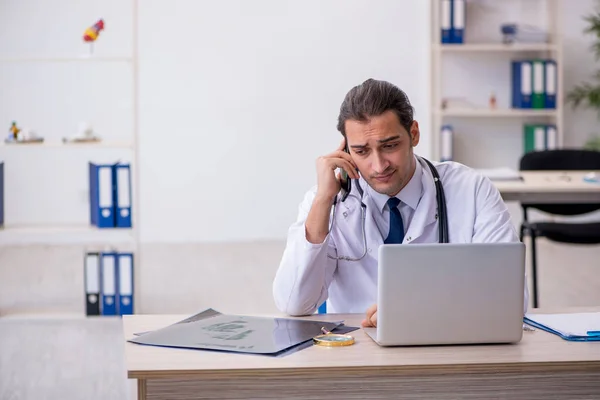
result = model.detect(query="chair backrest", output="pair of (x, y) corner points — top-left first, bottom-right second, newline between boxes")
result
(519, 149), (600, 216)
(318, 302), (327, 314)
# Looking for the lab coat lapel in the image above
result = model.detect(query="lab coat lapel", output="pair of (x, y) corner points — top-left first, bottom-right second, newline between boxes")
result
(363, 189), (385, 250)
(333, 180), (367, 251)
(337, 178), (384, 253)
(404, 158), (438, 243)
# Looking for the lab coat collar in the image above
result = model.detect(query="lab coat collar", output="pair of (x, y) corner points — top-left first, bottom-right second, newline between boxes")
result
(402, 156), (439, 242)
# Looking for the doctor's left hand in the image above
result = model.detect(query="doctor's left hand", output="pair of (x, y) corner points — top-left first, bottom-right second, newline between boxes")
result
(361, 304), (378, 328)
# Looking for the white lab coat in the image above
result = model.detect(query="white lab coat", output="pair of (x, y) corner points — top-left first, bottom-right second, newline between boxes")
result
(273, 157), (529, 316)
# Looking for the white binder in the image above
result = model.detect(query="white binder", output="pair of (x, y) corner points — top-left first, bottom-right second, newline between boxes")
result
(534, 126), (546, 151)
(546, 125), (557, 150)
(101, 253), (118, 316)
(440, 125), (454, 162)
(84, 253), (100, 316)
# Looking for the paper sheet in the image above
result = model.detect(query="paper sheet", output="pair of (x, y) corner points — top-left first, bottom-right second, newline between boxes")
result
(525, 312), (600, 337)
(476, 167), (522, 181)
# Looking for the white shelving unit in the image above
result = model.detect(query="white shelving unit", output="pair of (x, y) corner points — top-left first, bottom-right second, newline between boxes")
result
(0, 225), (135, 246)
(0, 56), (132, 63)
(430, 0), (564, 167)
(438, 109), (559, 118)
(0, 141), (134, 149)
(0, 0), (139, 242)
(0, 1), (141, 311)
(435, 43), (558, 53)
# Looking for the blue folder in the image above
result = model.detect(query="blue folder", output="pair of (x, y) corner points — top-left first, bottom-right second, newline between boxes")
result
(524, 312), (600, 342)
(89, 162), (116, 228)
(100, 252), (119, 316)
(450, 0), (465, 44)
(441, 0), (452, 44)
(113, 163), (132, 228)
(117, 252), (134, 315)
(544, 59), (557, 109)
(511, 60), (533, 108)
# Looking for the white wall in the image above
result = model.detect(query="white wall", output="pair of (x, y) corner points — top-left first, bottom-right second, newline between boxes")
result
(137, 0), (432, 243)
(2, 0), (600, 315)
(2, 0), (595, 240)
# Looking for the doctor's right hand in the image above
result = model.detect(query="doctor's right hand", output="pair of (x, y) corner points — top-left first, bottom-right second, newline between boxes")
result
(306, 139), (359, 244)
(314, 138), (359, 203)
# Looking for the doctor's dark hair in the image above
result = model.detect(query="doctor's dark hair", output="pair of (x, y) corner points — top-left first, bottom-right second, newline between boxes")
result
(336, 79), (415, 136)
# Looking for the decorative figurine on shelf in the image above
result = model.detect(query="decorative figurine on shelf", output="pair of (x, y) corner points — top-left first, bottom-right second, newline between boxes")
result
(489, 91), (497, 109)
(501, 23), (548, 45)
(83, 19), (105, 54)
(501, 24), (517, 44)
(6, 131), (44, 143)
(7, 121), (21, 141)
(63, 122), (101, 144)
(24, 129), (44, 143)
(5, 122), (44, 144)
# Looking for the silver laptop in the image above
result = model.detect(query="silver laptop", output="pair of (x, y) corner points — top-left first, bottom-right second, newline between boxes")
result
(364, 242), (525, 346)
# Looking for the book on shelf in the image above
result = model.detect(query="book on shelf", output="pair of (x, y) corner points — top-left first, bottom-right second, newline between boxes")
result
(89, 162), (132, 229)
(85, 251), (134, 316)
(511, 59), (557, 109)
(523, 124), (557, 153)
(440, 0), (465, 44)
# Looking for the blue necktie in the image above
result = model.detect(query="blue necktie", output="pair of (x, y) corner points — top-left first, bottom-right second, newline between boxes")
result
(384, 197), (404, 244)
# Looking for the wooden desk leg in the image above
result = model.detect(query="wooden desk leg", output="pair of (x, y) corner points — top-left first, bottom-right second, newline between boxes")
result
(137, 379), (147, 400)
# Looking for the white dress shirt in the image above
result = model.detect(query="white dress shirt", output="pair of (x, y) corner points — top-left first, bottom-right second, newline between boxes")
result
(368, 157), (423, 240)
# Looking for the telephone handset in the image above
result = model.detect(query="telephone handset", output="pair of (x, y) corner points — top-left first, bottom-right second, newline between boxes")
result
(340, 141), (352, 201)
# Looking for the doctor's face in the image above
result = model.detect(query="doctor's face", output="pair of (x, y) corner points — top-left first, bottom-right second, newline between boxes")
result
(344, 110), (420, 197)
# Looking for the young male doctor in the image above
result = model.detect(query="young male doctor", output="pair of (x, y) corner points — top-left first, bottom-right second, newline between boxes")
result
(273, 79), (528, 327)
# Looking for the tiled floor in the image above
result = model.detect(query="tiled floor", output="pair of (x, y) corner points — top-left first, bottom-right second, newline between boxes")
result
(0, 316), (130, 400)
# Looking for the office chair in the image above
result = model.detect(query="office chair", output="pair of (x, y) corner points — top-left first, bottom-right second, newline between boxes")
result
(318, 302), (327, 314)
(519, 149), (600, 308)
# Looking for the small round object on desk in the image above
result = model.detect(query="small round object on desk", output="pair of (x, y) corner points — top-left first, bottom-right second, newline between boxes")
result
(313, 333), (355, 347)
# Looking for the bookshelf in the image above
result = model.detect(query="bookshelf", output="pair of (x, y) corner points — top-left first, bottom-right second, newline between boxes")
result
(0, 142), (134, 149)
(438, 109), (558, 118)
(0, 0), (141, 314)
(436, 43), (558, 53)
(0, 225), (134, 246)
(0, 56), (132, 63)
(430, 0), (564, 169)
(0, 0), (139, 243)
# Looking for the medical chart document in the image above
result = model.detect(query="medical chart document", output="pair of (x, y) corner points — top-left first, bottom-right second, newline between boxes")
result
(128, 308), (348, 355)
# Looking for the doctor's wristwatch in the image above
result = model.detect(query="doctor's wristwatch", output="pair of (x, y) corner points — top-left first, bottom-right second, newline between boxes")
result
(313, 327), (355, 347)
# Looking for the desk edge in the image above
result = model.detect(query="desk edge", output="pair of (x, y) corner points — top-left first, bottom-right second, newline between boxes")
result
(127, 360), (600, 380)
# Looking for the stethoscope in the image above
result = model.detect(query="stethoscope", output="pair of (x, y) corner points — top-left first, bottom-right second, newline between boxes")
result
(327, 156), (449, 262)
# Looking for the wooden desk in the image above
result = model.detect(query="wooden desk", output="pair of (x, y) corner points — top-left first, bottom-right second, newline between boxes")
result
(494, 171), (600, 204)
(124, 308), (600, 400)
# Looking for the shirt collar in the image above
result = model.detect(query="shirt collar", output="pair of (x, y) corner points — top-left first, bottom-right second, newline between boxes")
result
(368, 156), (423, 213)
